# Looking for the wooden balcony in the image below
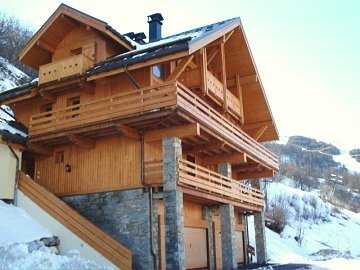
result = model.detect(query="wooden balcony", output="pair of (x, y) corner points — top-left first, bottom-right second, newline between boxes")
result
(206, 71), (241, 119)
(29, 81), (278, 172)
(144, 158), (264, 211)
(39, 54), (94, 85)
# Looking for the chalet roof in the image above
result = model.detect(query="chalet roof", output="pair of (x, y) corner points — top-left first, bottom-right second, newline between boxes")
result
(87, 18), (239, 76)
(0, 79), (38, 104)
(0, 108), (27, 146)
(19, 3), (134, 70)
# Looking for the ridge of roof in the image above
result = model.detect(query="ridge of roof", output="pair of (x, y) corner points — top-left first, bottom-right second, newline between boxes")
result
(87, 17), (240, 77)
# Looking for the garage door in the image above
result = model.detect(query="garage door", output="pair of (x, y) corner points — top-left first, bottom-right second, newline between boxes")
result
(185, 227), (208, 269)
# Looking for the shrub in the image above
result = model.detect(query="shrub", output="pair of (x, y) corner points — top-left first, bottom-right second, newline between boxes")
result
(266, 194), (289, 233)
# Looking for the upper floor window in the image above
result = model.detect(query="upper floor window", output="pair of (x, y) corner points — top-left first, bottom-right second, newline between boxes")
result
(41, 103), (52, 117)
(152, 65), (165, 80)
(71, 47), (82, 56)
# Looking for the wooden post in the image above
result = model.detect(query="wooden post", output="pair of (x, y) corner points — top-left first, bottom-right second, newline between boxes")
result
(201, 48), (208, 95)
(236, 75), (244, 124)
(221, 43), (227, 111)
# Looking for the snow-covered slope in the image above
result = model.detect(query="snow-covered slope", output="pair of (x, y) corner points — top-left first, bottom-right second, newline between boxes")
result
(249, 182), (360, 269)
(0, 56), (29, 92)
(0, 201), (112, 269)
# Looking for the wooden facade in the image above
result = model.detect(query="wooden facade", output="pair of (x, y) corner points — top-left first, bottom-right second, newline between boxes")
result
(1, 4), (279, 269)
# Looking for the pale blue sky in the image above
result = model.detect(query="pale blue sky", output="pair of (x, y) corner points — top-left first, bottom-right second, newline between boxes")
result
(1, 0), (359, 149)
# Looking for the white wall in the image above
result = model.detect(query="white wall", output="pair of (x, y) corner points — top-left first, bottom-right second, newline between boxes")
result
(0, 143), (21, 200)
(17, 190), (117, 269)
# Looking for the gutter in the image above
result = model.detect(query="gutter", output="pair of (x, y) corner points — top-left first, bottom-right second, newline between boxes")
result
(7, 142), (20, 206)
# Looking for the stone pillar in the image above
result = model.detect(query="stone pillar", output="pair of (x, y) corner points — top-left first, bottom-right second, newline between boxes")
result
(218, 163), (237, 270)
(204, 206), (215, 270)
(162, 137), (185, 270)
(252, 179), (267, 264)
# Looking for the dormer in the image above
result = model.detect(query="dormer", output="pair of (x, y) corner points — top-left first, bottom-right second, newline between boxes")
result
(19, 4), (134, 85)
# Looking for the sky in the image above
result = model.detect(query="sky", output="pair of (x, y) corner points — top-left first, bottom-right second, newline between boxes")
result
(0, 0), (359, 149)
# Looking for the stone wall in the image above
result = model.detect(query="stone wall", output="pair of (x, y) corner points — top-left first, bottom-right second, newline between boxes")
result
(62, 188), (157, 270)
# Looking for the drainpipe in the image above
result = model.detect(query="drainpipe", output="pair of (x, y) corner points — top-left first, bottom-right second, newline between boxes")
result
(7, 142), (20, 206)
(141, 133), (158, 270)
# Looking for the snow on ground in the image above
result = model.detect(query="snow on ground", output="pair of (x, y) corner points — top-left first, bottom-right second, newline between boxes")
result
(249, 182), (360, 269)
(0, 201), (112, 270)
(333, 150), (360, 173)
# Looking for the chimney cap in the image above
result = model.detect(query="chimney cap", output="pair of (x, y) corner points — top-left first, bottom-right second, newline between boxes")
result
(147, 13), (164, 23)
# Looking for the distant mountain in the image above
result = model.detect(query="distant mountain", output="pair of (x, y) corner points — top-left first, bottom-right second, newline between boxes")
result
(0, 56), (29, 92)
(265, 135), (359, 190)
(350, 149), (360, 163)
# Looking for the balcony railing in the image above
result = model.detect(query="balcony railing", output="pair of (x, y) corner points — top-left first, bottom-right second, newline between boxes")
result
(144, 158), (264, 209)
(178, 158), (264, 208)
(29, 81), (278, 171)
(39, 54), (94, 85)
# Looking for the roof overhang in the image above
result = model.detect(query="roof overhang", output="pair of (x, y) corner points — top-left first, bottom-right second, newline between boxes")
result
(19, 4), (134, 70)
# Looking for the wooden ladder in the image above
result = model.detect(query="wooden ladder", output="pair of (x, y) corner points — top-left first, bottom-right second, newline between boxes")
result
(18, 171), (132, 270)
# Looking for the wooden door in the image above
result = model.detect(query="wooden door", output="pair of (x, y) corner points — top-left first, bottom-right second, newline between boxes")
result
(184, 227), (208, 269)
(235, 231), (245, 264)
(213, 216), (222, 269)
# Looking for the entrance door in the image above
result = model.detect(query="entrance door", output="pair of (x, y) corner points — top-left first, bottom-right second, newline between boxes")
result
(184, 227), (208, 269)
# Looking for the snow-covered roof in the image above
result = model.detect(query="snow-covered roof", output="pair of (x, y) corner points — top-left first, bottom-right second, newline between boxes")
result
(87, 17), (239, 76)
(0, 57), (29, 145)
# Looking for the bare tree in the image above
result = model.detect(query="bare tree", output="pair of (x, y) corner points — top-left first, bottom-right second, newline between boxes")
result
(0, 13), (37, 79)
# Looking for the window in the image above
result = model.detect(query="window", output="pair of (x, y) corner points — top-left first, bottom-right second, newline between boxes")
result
(70, 47), (82, 56)
(152, 65), (165, 80)
(55, 151), (64, 164)
(67, 96), (80, 118)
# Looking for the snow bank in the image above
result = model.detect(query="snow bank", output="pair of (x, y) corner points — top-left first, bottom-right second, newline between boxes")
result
(249, 182), (360, 268)
(0, 56), (29, 92)
(0, 201), (52, 243)
(0, 242), (112, 270)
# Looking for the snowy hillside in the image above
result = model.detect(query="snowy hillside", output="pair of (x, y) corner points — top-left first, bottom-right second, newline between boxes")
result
(249, 182), (360, 269)
(0, 56), (29, 92)
(0, 201), (112, 270)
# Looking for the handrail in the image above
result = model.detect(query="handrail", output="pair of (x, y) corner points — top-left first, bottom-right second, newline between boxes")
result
(18, 172), (132, 270)
(177, 158), (264, 208)
(175, 81), (278, 170)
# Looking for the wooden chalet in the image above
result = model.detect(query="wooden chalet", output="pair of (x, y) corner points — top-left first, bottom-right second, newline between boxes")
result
(0, 4), (279, 270)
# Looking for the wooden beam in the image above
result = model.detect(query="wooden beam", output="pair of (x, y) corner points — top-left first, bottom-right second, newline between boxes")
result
(39, 91), (56, 103)
(188, 60), (198, 69)
(68, 134), (95, 149)
(1, 89), (39, 105)
(227, 74), (258, 87)
(88, 51), (188, 81)
(224, 30), (234, 43)
(27, 143), (53, 156)
(242, 120), (273, 131)
(166, 55), (194, 81)
(237, 170), (274, 180)
(82, 83), (95, 95)
(144, 123), (200, 142)
(207, 47), (219, 65)
(116, 124), (140, 140)
(200, 48), (207, 95)
(201, 153), (247, 166)
(183, 141), (227, 154)
(236, 75), (244, 124)
(220, 43), (227, 111)
(253, 125), (268, 141)
(36, 40), (55, 54)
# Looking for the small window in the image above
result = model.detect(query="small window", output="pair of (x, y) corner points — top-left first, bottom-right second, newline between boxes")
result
(71, 47), (82, 56)
(152, 65), (165, 80)
(55, 151), (64, 164)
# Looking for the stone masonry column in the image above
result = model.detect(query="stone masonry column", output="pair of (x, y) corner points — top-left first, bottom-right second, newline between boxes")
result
(218, 163), (237, 270)
(162, 137), (185, 270)
(252, 179), (267, 264)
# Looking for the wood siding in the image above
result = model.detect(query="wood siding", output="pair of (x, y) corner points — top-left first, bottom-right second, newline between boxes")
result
(35, 135), (141, 195)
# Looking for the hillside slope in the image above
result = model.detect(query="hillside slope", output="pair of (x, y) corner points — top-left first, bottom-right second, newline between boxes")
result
(0, 56), (29, 92)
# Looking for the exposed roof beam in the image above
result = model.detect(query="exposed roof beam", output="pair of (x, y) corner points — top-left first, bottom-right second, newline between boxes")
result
(27, 142), (53, 156)
(39, 91), (56, 103)
(144, 123), (200, 142)
(227, 74), (258, 87)
(36, 40), (55, 54)
(116, 124), (140, 140)
(252, 125), (268, 141)
(242, 120), (273, 131)
(224, 30), (234, 43)
(201, 153), (247, 166)
(166, 55), (194, 81)
(237, 170), (274, 180)
(68, 133), (95, 149)
(207, 47), (219, 65)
